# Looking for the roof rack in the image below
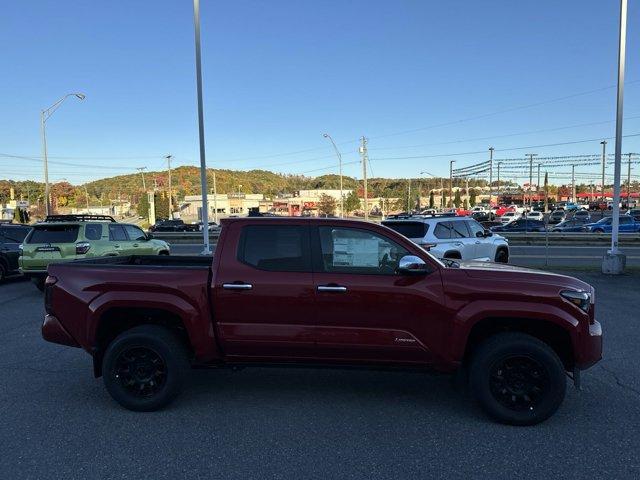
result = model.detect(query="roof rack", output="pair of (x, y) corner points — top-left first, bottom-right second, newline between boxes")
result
(44, 214), (116, 223)
(385, 212), (457, 220)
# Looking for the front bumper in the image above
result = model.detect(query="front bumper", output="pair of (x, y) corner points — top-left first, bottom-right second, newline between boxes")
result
(576, 320), (603, 370)
(42, 314), (80, 348)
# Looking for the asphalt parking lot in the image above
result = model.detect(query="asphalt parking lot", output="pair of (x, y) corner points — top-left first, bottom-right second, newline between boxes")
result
(1, 271), (639, 480)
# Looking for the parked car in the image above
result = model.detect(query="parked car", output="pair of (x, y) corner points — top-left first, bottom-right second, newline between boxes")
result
(490, 219), (546, 232)
(583, 215), (640, 233)
(42, 217), (602, 425)
(470, 211), (496, 222)
(523, 211), (543, 221)
(572, 210), (591, 222)
(547, 210), (566, 225)
(550, 219), (590, 232)
(382, 214), (509, 263)
(588, 201), (607, 211)
(20, 215), (170, 290)
(195, 221), (219, 231)
(149, 219), (200, 232)
(495, 206), (514, 217)
(0, 224), (31, 282)
(627, 209), (640, 221)
(499, 211), (520, 224)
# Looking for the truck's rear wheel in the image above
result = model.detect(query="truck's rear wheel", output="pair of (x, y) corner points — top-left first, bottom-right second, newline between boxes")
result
(102, 325), (189, 411)
(469, 333), (566, 426)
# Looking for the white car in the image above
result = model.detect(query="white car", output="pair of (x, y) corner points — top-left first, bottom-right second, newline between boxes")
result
(382, 214), (509, 263)
(524, 211), (544, 221)
(500, 211), (520, 224)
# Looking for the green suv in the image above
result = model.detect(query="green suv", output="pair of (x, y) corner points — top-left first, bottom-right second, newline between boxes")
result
(20, 215), (170, 290)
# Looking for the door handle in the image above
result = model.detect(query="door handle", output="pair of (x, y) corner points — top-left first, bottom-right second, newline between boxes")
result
(223, 283), (253, 290)
(317, 285), (347, 293)
(133, 243), (139, 247)
(475, 241), (481, 244)
(114, 245), (120, 248)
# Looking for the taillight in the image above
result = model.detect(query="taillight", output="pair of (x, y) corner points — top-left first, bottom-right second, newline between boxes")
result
(44, 276), (58, 314)
(18, 244), (23, 256)
(76, 242), (91, 254)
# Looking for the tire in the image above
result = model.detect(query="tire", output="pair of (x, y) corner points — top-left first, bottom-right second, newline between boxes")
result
(102, 325), (190, 412)
(443, 251), (462, 260)
(593, 229), (604, 234)
(494, 248), (509, 263)
(159, 251), (170, 256)
(469, 332), (566, 426)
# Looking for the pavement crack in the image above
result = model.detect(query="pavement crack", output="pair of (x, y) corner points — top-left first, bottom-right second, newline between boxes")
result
(597, 364), (640, 398)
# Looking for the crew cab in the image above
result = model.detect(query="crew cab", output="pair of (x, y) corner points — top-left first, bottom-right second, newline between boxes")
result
(42, 217), (602, 426)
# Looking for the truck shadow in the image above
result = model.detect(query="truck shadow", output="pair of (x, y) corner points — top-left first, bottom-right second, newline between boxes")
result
(181, 366), (480, 422)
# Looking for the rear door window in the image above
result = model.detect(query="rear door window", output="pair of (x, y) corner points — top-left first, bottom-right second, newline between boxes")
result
(84, 223), (103, 240)
(28, 225), (79, 244)
(238, 225), (311, 272)
(433, 222), (452, 239)
(109, 224), (128, 241)
(1, 227), (30, 243)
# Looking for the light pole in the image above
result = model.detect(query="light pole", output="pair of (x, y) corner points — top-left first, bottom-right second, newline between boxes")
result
(604, 0), (628, 274)
(41, 93), (85, 215)
(449, 160), (455, 208)
(420, 170), (439, 210)
(323, 133), (344, 217)
(193, 0), (211, 255)
(601, 140), (607, 202)
(497, 162), (502, 202)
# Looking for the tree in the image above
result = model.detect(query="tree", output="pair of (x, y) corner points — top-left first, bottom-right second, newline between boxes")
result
(463, 198), (469, 209)
(317, 194), (336, 217)
(469, 189), (476, 207)
(138, 193), (150, 219)
(154, 192), (170, 220)
(453, 190), (462, 208)
(429, 191), (434, 209)
(343, 190), (361, 213)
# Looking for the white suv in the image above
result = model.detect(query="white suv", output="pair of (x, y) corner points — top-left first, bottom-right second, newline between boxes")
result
(382, 214), (509, 263)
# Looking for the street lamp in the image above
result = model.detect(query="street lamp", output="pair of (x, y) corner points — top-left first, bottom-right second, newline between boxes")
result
(322, 133), (344, 217)
(420, 170), (443, 210)
(41, 93), (85, 215)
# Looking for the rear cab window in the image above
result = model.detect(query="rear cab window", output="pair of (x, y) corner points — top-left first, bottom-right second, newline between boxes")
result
(27, 225), (79, 244)
(84, 223), (103, 240)
(109, 224), (128, 241)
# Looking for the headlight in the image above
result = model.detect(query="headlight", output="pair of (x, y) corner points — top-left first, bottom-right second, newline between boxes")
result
(560, 290), (591, 313)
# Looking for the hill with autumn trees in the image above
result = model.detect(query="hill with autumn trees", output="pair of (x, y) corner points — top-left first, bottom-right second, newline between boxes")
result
(1, 165), (504, 210)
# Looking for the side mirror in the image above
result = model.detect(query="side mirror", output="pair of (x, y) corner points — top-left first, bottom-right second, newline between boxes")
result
(475, 230), (484, 238)
(397, 255), (430, 275)
(483, 230), (493, 237)
(146, 233), (154, 240)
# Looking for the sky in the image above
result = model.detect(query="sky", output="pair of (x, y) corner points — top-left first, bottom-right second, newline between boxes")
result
(1, 0), (640, 186)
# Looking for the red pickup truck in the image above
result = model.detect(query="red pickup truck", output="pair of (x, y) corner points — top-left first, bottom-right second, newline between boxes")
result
(42, 217), (602, 425)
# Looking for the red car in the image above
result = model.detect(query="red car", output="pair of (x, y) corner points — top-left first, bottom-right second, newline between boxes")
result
(42, 217), (602, 425)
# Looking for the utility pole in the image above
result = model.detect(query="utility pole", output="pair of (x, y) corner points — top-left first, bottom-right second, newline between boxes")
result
(497, 162), (501, 202)
(407, 179), (411, 212)
(465, 176), (469, 209)
(165, 155), (173, 216)
(136, 167), (147, 191)
(571, 165), (576, 203)
(526, 154), (537, 209)
(359, 136), (368, 220)
(84, 185), (90, 212)
(449, 160), (456, 208)
(627, 153), (633, 207)
(537, 163), (541, 203)
(601, 140), (607, 202)
(212, 169), (218, 223)
(488, 147), (494, 205)
(440, 178), (444, 209)
(193, 0), (211, 255)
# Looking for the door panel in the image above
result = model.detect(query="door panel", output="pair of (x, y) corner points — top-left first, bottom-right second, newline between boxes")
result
(312, 226), (448, 364)
(212, 223), (317, 359)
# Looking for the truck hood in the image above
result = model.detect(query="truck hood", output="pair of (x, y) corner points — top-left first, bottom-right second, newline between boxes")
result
(451, 260), (591, 291)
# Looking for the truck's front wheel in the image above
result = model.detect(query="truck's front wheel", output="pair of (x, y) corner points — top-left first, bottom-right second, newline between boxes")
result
(102, 325), (189, 411)
(469, 333), (566, 426)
